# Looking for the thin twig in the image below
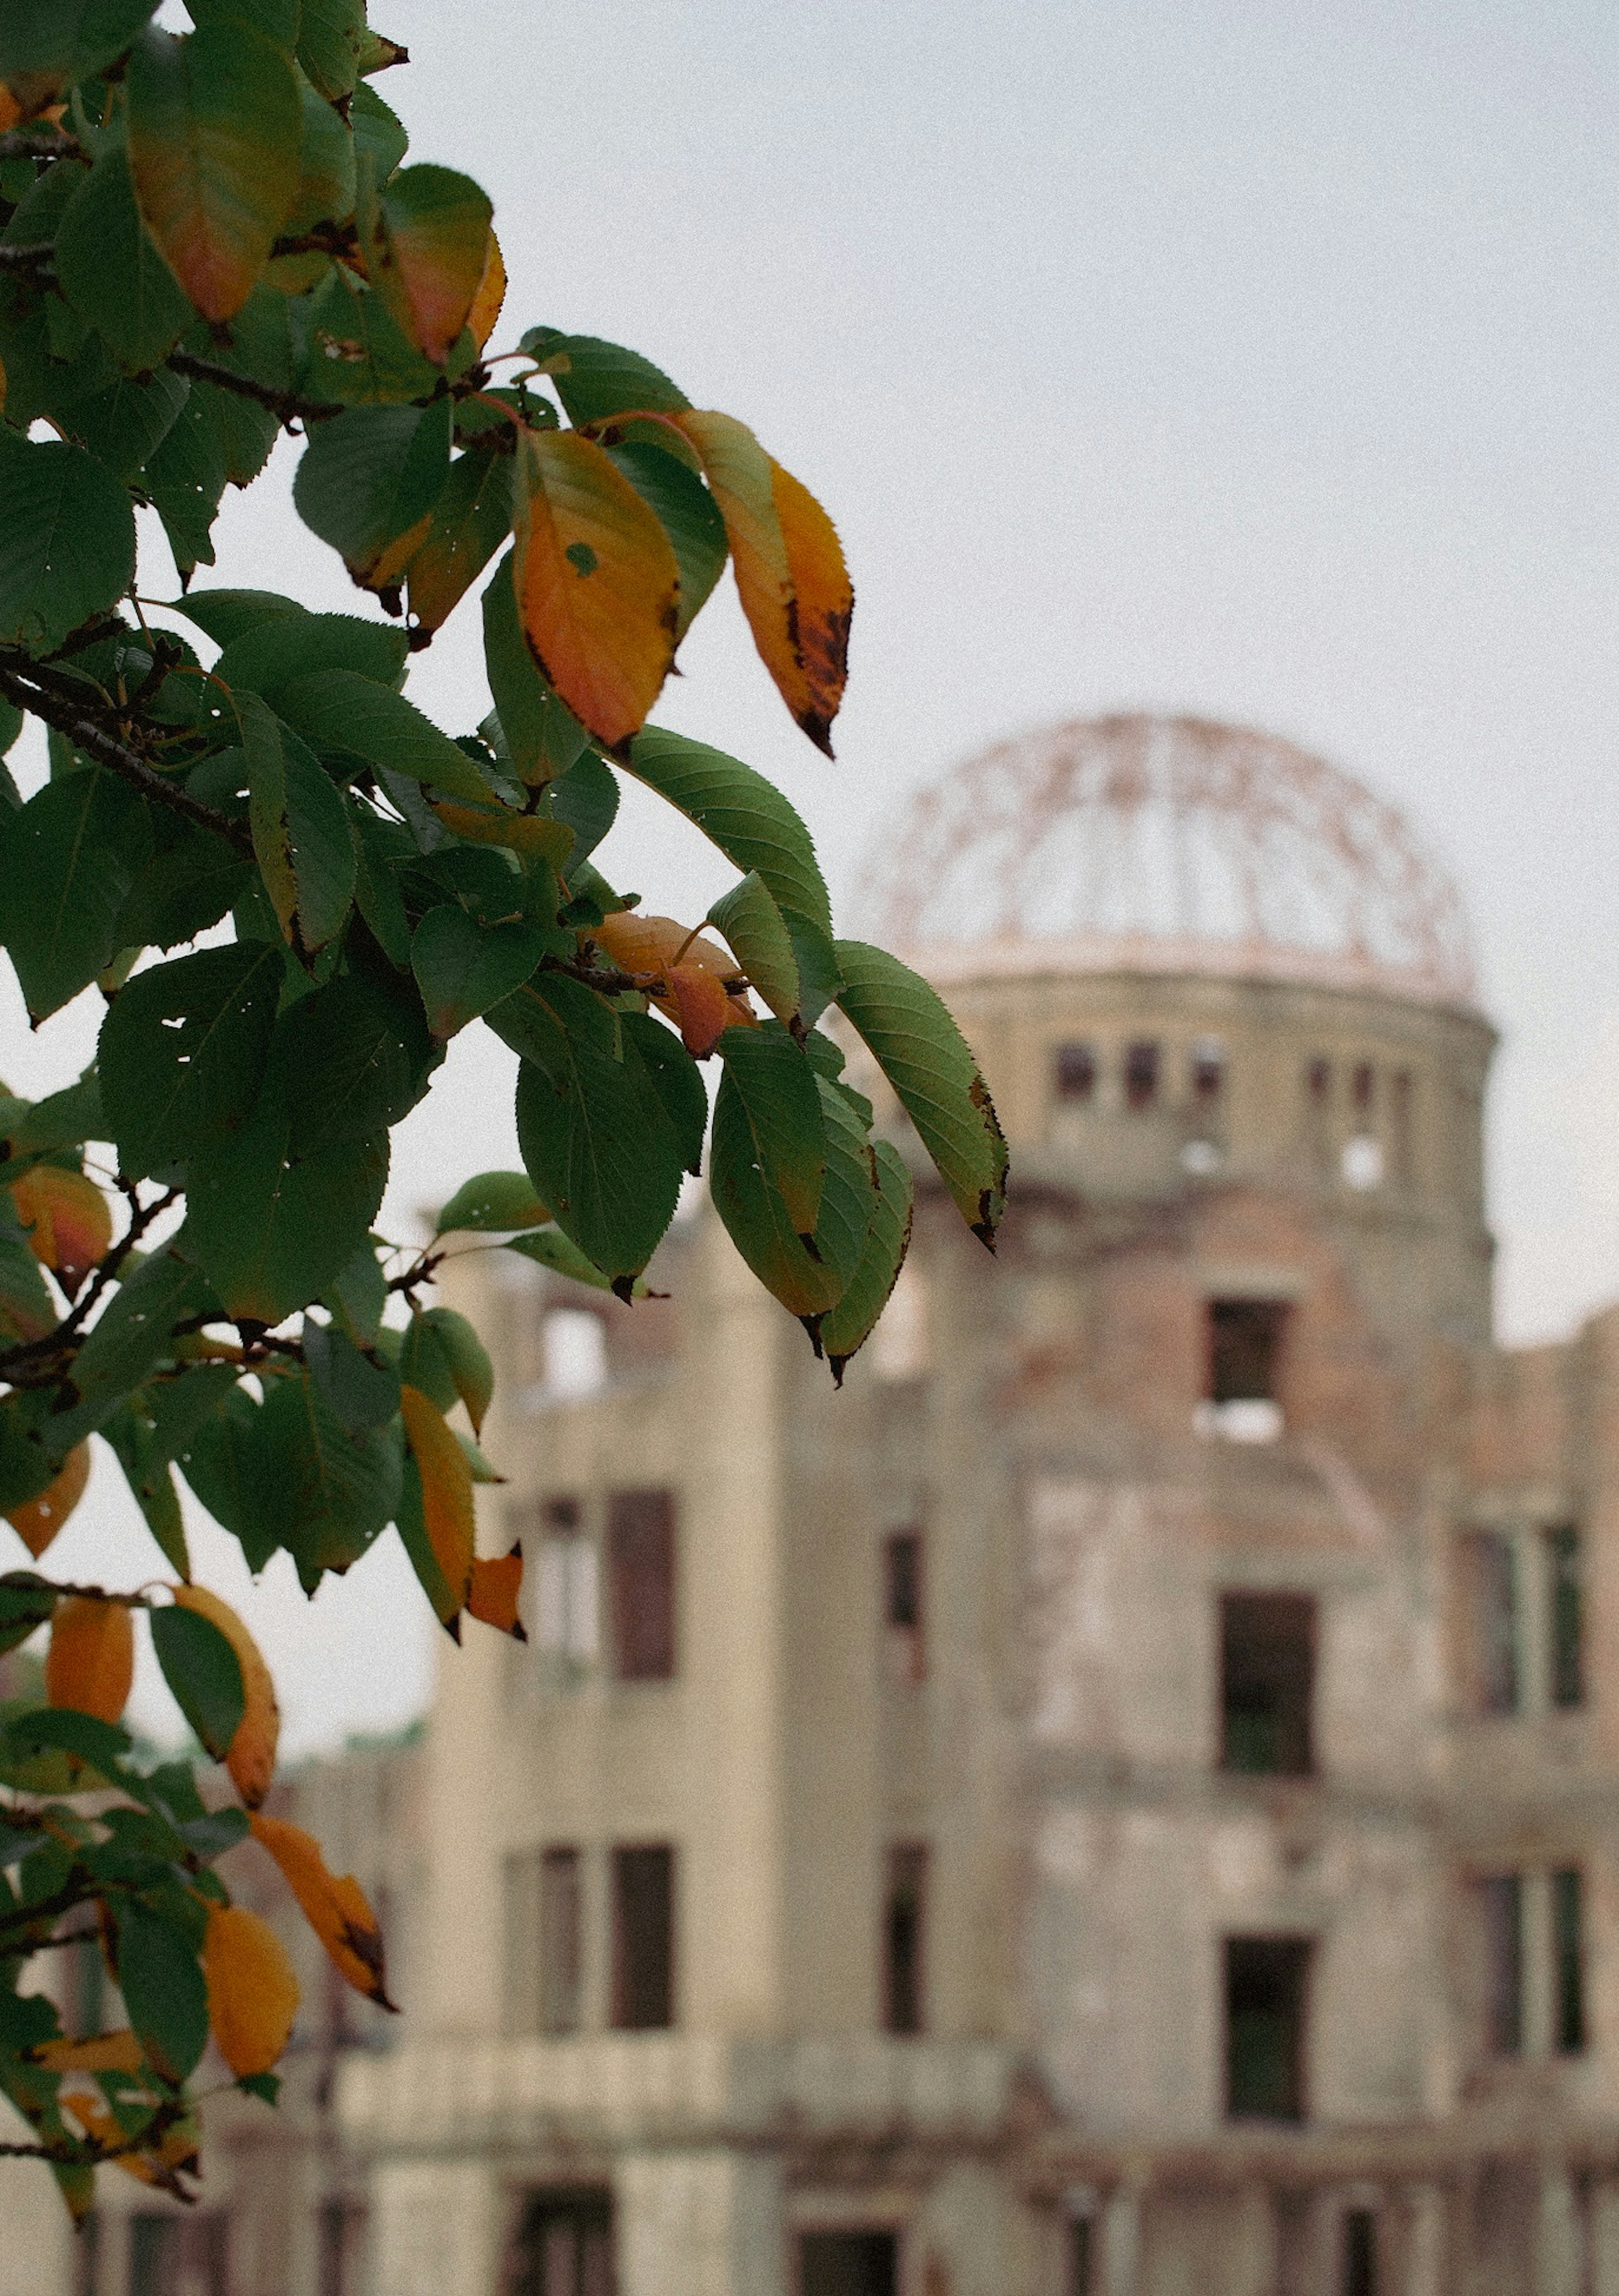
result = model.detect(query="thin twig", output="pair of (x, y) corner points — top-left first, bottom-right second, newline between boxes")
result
(167, 352), (345, 428)
(0, 242), (52, 273)
(0, 1190), (178, 1379)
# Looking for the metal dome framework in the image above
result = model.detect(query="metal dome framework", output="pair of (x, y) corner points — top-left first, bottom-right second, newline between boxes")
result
(861, 714), (1476, 1006)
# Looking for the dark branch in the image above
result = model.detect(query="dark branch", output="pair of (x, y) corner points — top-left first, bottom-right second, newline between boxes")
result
(0, 660), (254, 858)
(0, 1188), (178, 1380)
(167, 352), (344, 427)
(0, 241), (52, 273)
(0, 132), (81, 162)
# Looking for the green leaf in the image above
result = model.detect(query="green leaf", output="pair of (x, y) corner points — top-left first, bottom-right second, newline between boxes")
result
(292, 399), (452, 588)
(0, 696), (23, 759)
(619, 1010), (707, 1176)
(394, 1452), (455, 1627)
(116, 1902), (209, 2084)
(293, 258), (440, 405)
(0, 1231), (56, 1348)
(713, 1021), (824, 1234)
(606, 441), (727, 643)
(0, 0), (159, 81)
(304, 1318), (400, 1435)
(349, 81), (408, 183)
(398, 1306), (492, 1434)
(833, 941), (1008, 1248)
(98, 941), (284, 1176)
(213, 609), (408, 699)
(283, 59), (357, 234)
(102, 1398), (192, 1575)
(0, 767), (151, 1021)
(172, 588), (305, 648)
(503, 1226), (630, 1294)
(0, 436), (137, 653)
(321, 1239), (387, 1347)
(296, 0), (367, 101)
(63, 365), (190, 483)
(141, 382), (229, 579)
(254, 1367), (402, 1586)
(8, 1075), (104, 1155)
(404, 444), (513, 635)
(809, 1074), (882, 1303)
(61, 1246), (220, 1440)
(709, 1065), (840, 1324)
(174, 1385), (276, 1569)
(545, 751), (618, 876)
(240, 698), (356, 951)
(350, 806), (414, 966)
(266, 971), (435, 1152)
(184, 1097), (388, 1325)
(190, 372), (280, 487)
(520, 329), (691, 424)
(501, 976), (684, 1287)
(410, 904), (545, 1040)
(482, 550), (590, 784)
(114, 822), (250, 953)
(625, 728), (831, 934)
(357, 159), (492, 366)
(272, 670), (495, 803)
(55, 145), (192, 376)
(126, 21), (303, 325)
(0, 1573), (57, 1659)
(708, 872), (800, 1028)
(780, 906), (843, 1030)
(149, 1601), (245, 1760)
(4, 1704), (130, 1777)
(434, 1171), (551, 1234)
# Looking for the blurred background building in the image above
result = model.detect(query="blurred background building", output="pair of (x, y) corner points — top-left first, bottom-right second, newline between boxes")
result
(13, 715), (1619, 2296)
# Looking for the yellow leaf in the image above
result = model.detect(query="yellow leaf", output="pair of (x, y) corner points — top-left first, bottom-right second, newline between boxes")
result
(467, 1545), (525, 1637)
(590, 913), (756, 1042)
(5, 1440), (90, 1560)
(400, 1384), (475, 1617)
(62, 2086), (200, 2188)
(249, 1811), (396, 2008)
(664, 963), (734, 1057)
(46, 1597), (133, 1726)
(512, 427), (678, 752)
(32, 2028), (144, 2075)
(9, 1167), (113, 1287)
(203, 1904), (299, 2076)
(670, 410), (852, 756)
(467, 228), (506, 351)
(429, 801), (574, 870)
(173, 1584), (280, 1809)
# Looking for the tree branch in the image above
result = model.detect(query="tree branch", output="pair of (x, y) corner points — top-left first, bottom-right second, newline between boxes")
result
(0, 132), (81, 163)
(0, 660), (255, 857)
(0, 1188), (178, 1380)
(0, 242), (52, 273)
(167, 352), (344, 428)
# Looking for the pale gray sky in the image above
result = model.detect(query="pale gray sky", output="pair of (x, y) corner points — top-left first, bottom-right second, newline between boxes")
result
(6, 0), (1618, 1748)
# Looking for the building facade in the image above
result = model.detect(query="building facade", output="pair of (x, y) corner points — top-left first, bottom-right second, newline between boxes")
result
(12, 716), (1619, 2295)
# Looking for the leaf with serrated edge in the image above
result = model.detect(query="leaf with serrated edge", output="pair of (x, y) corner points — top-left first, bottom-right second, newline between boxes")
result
(400, 1384), (474, 1621)
(821, 1139), (914, 1383)
(624, 728), (830, 932)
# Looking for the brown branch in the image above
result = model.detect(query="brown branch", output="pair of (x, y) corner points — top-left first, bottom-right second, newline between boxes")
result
(0, 132), (80, 163)
(0, 2096), (191, 2170)
(167, 352), (344, 427)
(0, 242), (52, 273)
(0, 661), (254, 858)
(0, 1187), (178, 1380)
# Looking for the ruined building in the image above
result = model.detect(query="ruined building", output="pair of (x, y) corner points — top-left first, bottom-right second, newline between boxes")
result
(16, 715), (1619, 2295)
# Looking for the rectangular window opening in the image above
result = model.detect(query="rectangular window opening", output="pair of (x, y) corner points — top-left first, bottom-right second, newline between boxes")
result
(1208, 1298), (1287, 1408)
(1554, 1867), (1585, 2055)
(1224, 1935), (1311, 2121)
(508, 2188), (614, 2296)
(1463, 1532), (1519, 1716)
(607, 1489), (676, 1681)
(1067, 2215), (1093, 2296)
(1352, 1061), (1375, 1112)
(535, 1526), (599, 1667)
(1123, 1039), (1160, 1112)
(1306, 1056), (1331, 1105)
(131, 2215), (229, 2296)
(798, 2231), (899, 2296)
(1342, 2208), (1378, 2296)
(883, 1531), (925, 1683)
(318, 2199), (367, 2296)
(610, 1844), (674, 2030)
(1054, 1041), (1097, 1104)
(1546, 1525), (1583, 1711)
(1220, 1592), (1316, 1776)
(1480, 1873), (1523, 2056)
(1190, 1038), (1224, 1104)
(883, 1842), (929, 2035)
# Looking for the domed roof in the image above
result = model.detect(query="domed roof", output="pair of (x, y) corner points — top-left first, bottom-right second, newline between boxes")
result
(859, 713), (1475, 1007)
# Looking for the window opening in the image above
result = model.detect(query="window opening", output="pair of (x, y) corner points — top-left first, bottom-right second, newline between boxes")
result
(883, 1842), (929, 2035)
(1480, 1874), (1522, 2055)
(543, 1308), (607, 1399)
(507, 2188), (614, 2296)
(1389, 1070), (1414, 1189)
(535, 1517), (598, 1668)
(610, 1844), (674, 2030)
(1352, 1062), (1374, 1112)
(1190, 1038), (1224, 1104)
(1068, 2215), (1093, 2296)
(1220, 1592), (1315, 1776)
(607, 1490), (676, 1680)
(1201, 1298), (1287, 1440)
(1342, 2209), (1377, 2296)
(1554, 1868), (1585, 2054)
(510, 1845), (585, 2035)
(1123, 1039), (1159, 1111)
(1306, 1057), (1331, 1105)
(72, 2211), (99, 2296)
(131, 2215), (229, 2296)
(1054, 1041), (1097, 1103)
(1546, 1526), (1583, 1711)
(798, 2232), (899, 2296)
(318, 2200), (367, 2296)
(1463, 1532), (1518, 1716)
(883, 1531), (925, 1683)
(1224, 1936), (1311, 2121)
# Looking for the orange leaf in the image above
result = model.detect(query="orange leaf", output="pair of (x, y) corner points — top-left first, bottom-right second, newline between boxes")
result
(249, 1812), (396, 2008)
(10, 1167), (113, 1287)
(6, 1441), (90, 1560)
(662, 964), (733, 1058)
(591, 912), (734, 984)
(46, 1597), (134, 1726)
(173, 1584), (280, 1809)
(400, 1384), (475, 1618)
(512, 427), (678, 752)
(467, 1544), (525, 1637)
(203, 1904), (299, 2076)
(61, 2086), (200, 2188)
(670, 409), (852, 755)
(360, 163), (493, 365)
(467, 228), (506, 352)
(0, 87), (21, 135)
(32, 2028), (145, 2076)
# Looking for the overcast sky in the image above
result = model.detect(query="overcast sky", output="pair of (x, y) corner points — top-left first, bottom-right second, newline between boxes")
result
(6, 0), (1619, 1750)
